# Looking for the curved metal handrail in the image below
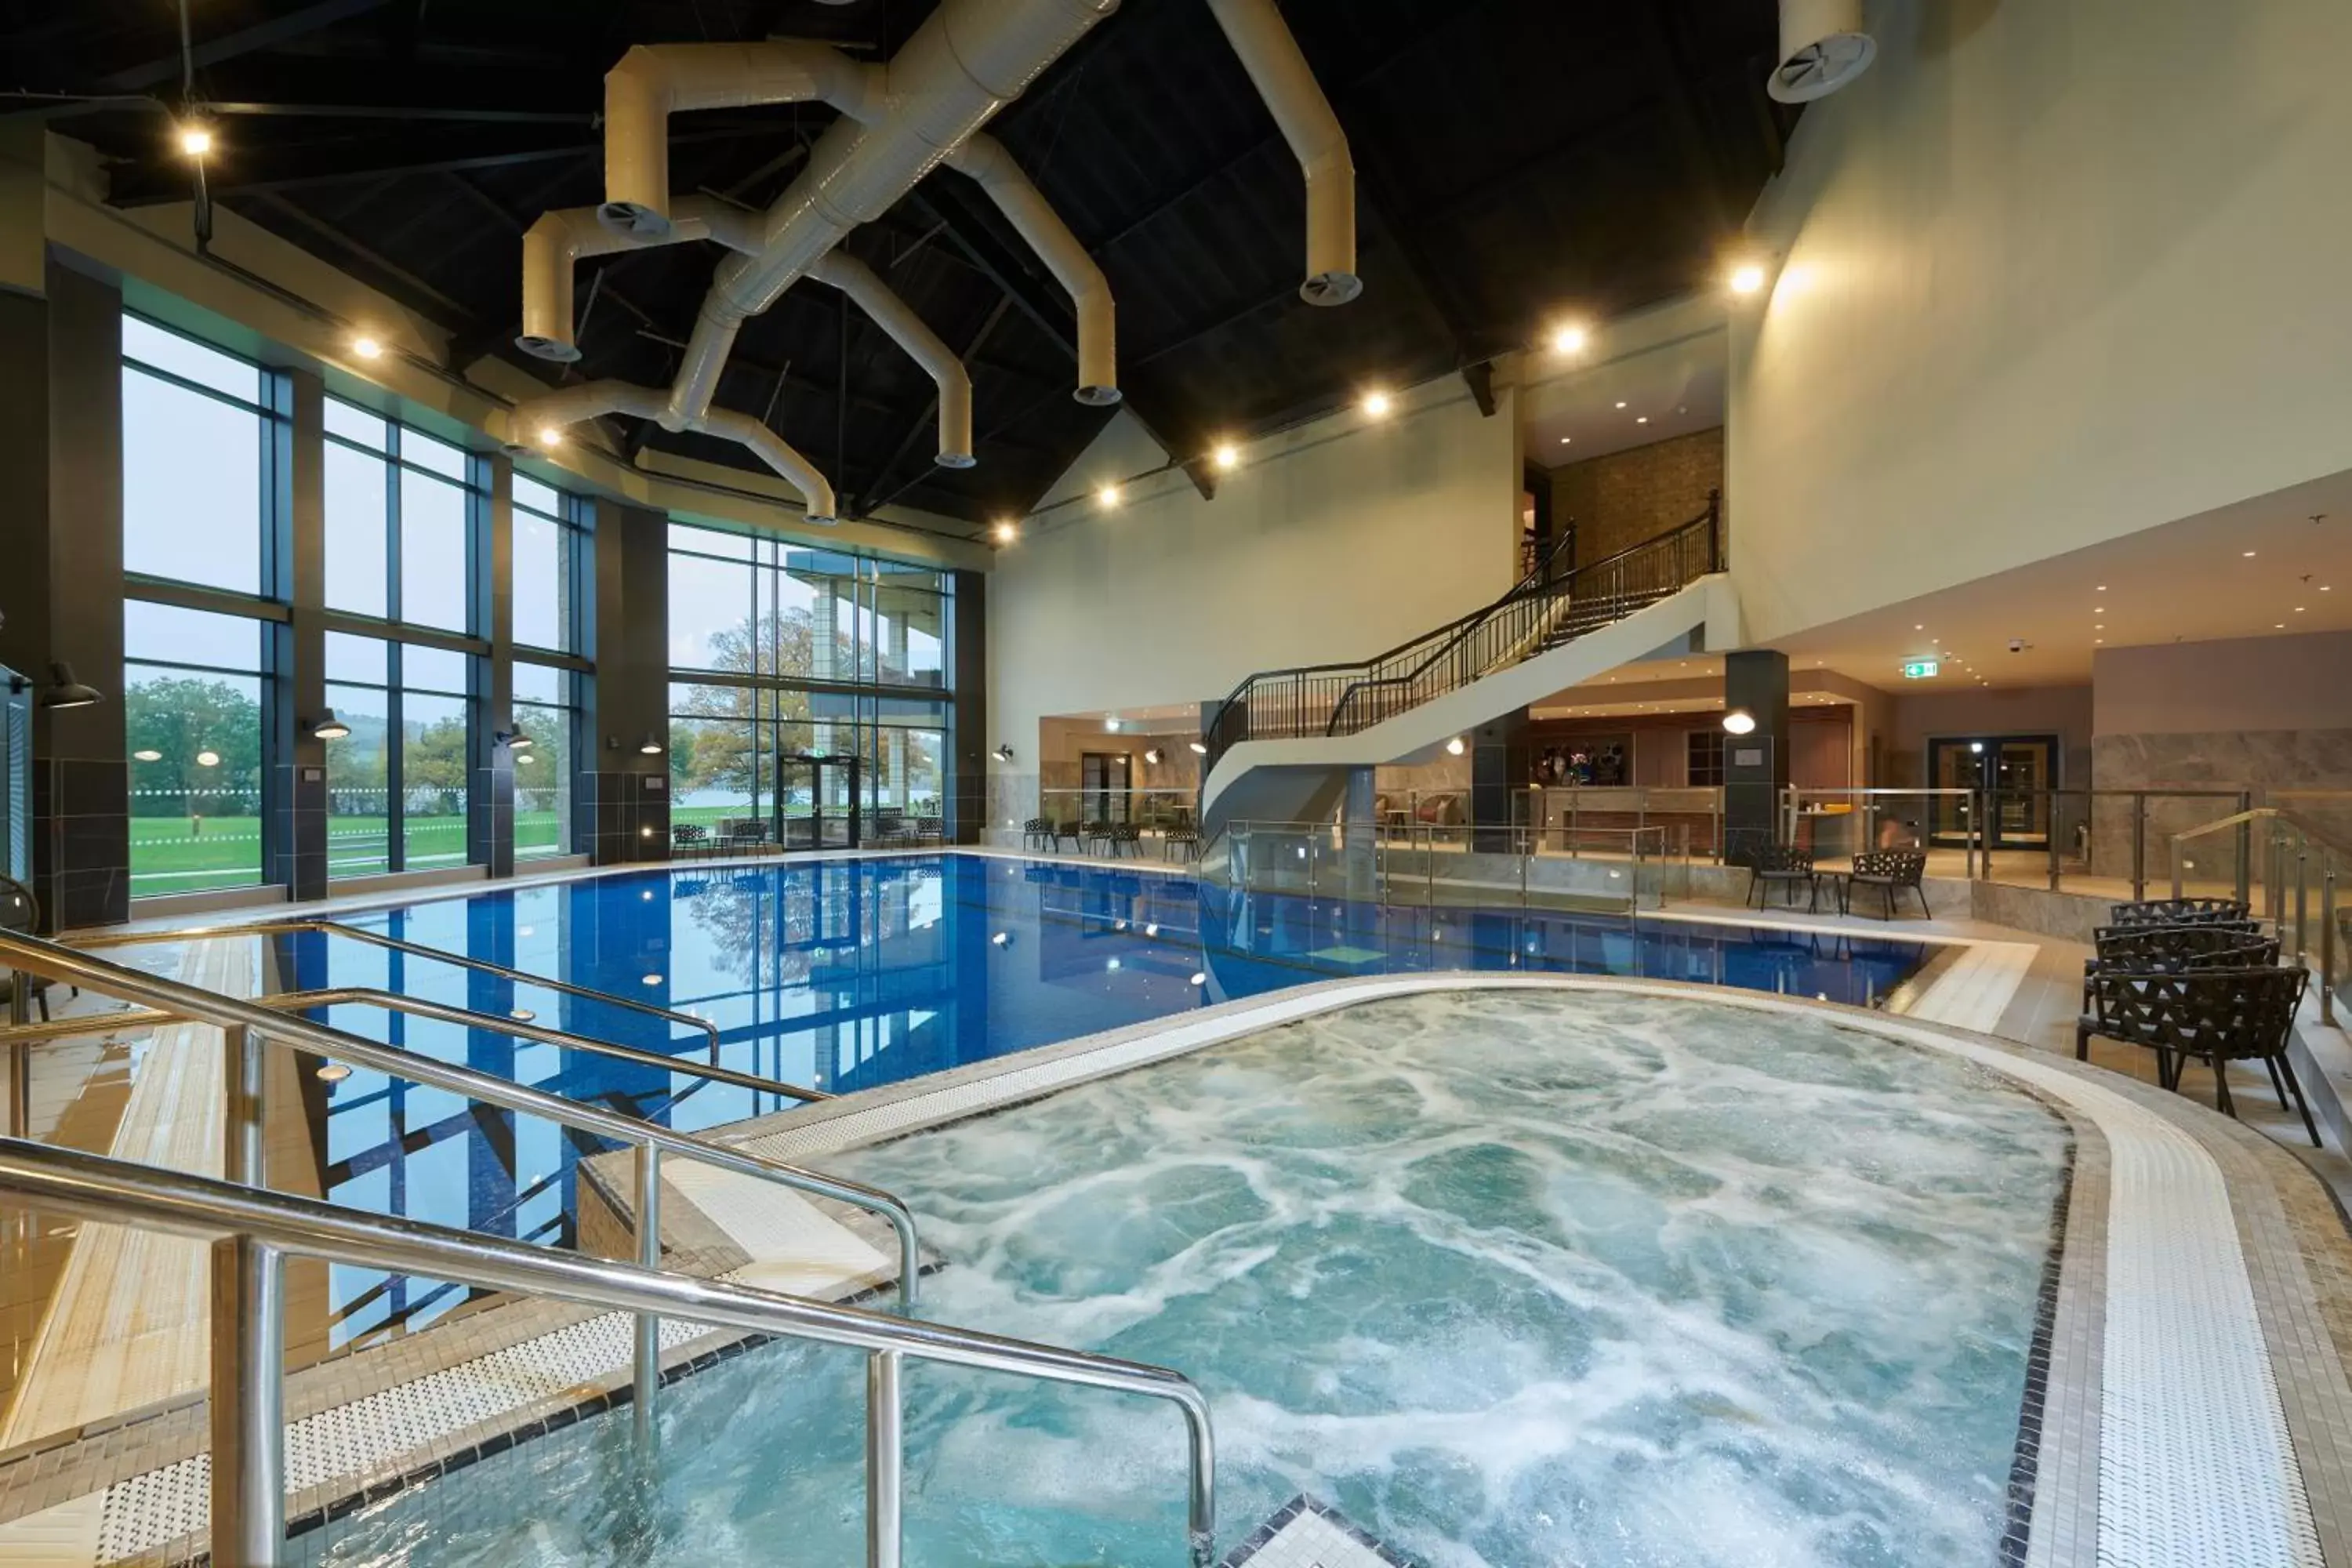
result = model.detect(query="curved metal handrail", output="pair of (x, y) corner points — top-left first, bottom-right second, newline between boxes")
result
(0, 929), (916, 1309)
(72, 919), (723, 1061)
(0, 1138), (1218, 1566)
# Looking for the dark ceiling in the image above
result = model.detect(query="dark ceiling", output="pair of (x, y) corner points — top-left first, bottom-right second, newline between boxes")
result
(9, 0), (1799, 536)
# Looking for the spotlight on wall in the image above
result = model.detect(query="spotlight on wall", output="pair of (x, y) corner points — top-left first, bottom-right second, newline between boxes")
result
(11, 662), (103, 710)
(1188, 739), (1208, 756)
(350, 335), (383, 361)
(993, 519), (1018, 545)
(307, 710), (351, 740)
(1727, 262), (1769, 296)
(1445, 736), (1466, 756)
(195, 750), (221, 768)
(1144, 747), (1163, 765)
(132, 749), (162, 762)
(1096, 482), (1123, 508)
(1105, 718), (1121, 732)
(1211, 443), (1239, 472)
(1549, 323), (1588, 355)
(637, 734), (663, 756)
(1361, 389), (1392, 418)
(992, 743), (1014, 762)
(1722, 708), (1759, 735)
(535, 425), (564, 448)
(176, 122), (214, 158)
(495, 729), (535, 752)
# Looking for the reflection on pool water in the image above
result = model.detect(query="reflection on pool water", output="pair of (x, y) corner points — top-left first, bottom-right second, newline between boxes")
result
(299, 988), (2069, 1568)
(283, 855), (1932, 1345)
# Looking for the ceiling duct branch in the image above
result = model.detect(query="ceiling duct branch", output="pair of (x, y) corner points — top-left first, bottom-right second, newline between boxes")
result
(808, 252), (975, 466)
(945, 132), (1118, 405)
(506, 380), (839, 524)
(1203, 0), (1359, 306)
(1768, 0), (1877, 103)
(517, 197), (762, 361)
(601, 42), (884, 238)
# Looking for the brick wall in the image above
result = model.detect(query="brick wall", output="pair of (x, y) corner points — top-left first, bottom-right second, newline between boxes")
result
(1547, 426), (1723, 568)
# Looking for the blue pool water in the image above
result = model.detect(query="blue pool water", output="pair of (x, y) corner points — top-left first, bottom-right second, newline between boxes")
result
(282, 855), (1930, 1344)
(299, 989), (2067, 1567)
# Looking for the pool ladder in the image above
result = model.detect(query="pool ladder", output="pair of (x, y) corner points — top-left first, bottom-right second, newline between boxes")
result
(0, 928), (1218, 1567)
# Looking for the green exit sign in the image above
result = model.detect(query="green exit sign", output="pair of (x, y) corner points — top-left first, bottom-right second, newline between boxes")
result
(1900, 659), (1940, 680)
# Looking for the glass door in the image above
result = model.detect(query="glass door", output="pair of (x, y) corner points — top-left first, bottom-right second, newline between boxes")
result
(1925, 735), (2060, 849)
(1081, 751), (1131, 824)
(775, 753), (861, 850)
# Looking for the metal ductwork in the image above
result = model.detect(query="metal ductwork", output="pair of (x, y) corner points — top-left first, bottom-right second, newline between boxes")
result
(946, 133), (1119, 405)
(601, 42), (884, 238)
(504, 382), (840, 525)
(517, 198), (761, 362)
(1204, 0), (1359, 307)
(1768, 0), (1876, 103)
(808, 253), (975, 466)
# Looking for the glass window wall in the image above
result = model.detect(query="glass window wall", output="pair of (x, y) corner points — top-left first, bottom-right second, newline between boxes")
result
(125, 603), (268, 894)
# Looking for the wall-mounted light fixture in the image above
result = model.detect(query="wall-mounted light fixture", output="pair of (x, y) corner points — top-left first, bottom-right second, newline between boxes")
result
(307, 710), (351, 740)
(494, 729), (535, 752)
(993, 743), (1014, 762)
(1188, 739), (1208, 756)
(1444, 736), (1466, 756)
(638, 733), (663, 756)
(1144, 747), (1163, 765)
(1722, 708), (1758, 735)
(9, 663), (103, 710)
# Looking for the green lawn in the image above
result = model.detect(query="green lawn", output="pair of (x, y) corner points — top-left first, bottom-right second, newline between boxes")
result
(129, 812), (575, 896)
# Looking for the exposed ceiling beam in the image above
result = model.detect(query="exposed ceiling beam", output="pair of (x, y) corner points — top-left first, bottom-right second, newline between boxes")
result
(238, 190), (478, 330)
(97, 0), (397, 91)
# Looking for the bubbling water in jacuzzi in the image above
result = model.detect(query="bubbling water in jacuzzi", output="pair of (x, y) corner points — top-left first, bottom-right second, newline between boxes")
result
(307, 989), (2070, 1568)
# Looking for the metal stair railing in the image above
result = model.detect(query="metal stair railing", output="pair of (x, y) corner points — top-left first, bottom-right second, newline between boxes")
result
(74, 918), (727, 1062)
(0, 1138), (1217, 1568)
(1200, 493), (1721, 775)
(0, 929), (920, 1418)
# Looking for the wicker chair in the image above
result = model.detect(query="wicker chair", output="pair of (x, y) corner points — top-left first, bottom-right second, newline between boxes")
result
(670, 823), (710, 860)
(1843, 849), (1930, 920)
(1106, 822), (1142, 858)
(1744, 844), (1815, 909)
(2081, 924), (2275, 1007)
(2077, 964), (2317, 1143)
(1022, 816), (1054, 851)
(1163, 824), (1202, 862)
(2107, 897), (2250, 927)
(916, 816), (944, 847)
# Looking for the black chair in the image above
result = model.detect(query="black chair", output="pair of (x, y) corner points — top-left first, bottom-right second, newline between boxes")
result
(1744, 845), (1814, 909)
(1163, 824), (1201, 862)
(2082, 924), (2274, 1007)
(670, 823), (710, 859)
(916, 816), (944, 848)
(1106, 822), (1142, 858)
(1080, 819), (1113, 855)
(2108, 897), (2250, 927)
(2077, 964), (2317, 1144)
(1844, 850), (1930, 920)
(0, 876), (49, 1023)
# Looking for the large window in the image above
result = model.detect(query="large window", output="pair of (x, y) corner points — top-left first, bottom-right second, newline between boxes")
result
(325, 633), (393, 877)
(666, 525), (952, 833)
(122, 318), (274, 596)
(513, 662), (576, 860)
(324, 400), (481, 633)
(512, 476), (583, 654)
(125, 604), (268, 894)
(401, 645), (471, 869)
(322, 633), (474, 877)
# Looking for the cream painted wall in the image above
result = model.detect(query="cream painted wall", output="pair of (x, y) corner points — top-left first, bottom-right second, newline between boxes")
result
(2093, 632), (2352, 735)
(1728, 0), (2352, 644)
(989, 375), (1523, 800)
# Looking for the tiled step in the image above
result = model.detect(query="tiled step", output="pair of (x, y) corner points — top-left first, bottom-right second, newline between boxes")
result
(1221, 1495), (1414, 1568)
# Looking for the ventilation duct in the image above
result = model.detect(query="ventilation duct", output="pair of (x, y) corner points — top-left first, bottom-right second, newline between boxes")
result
(517, 198), (760, 362)
(517, 0), (1118, 518)
(946, 134), (1119, 404)
(1768, 0), (1876, 103)
(808, 252), (975, 466)
(1204, 0), (1359, 306)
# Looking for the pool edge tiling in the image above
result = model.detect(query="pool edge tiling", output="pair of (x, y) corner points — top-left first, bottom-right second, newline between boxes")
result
(2, 976), (2348, 1567)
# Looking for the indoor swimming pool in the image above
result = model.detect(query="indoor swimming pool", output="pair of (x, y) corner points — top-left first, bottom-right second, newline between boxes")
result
(292, 987), (2070, 1567)
(284, 855), (1933, 1344)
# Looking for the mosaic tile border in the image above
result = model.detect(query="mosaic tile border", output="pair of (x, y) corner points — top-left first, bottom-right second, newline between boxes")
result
(1220, 1494), (1417, 1568)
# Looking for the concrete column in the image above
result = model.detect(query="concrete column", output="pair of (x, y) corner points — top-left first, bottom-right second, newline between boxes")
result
(1341, 765), (1377, 900)
(0, 254), (129, 929)
(1722, 649), (1791, 865)
(1469, 709), (1530, 854)
(270, 369), (328, 900)
(583, 501), (670, 864)
(948, 569), (986, 843)
(470, 457), (515, 877)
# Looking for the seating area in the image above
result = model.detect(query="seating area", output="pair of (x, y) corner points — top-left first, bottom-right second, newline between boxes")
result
(2074, 898), (2321, 1144)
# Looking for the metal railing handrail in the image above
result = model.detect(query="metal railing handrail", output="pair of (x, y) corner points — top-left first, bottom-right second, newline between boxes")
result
(2166, 808), (2341, 1028)
(2167, 805), (2352, 861)
(0, 988), (828, 1109)
(0, 930), (918, 1311)
(72, 919), (723, 1060)
(0, 1138), (1218, 1567)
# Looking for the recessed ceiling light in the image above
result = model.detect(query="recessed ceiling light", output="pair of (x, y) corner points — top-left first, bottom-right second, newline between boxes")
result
(2244, 550), (2257, 557)
(1728, 263), (1767, 296)
(352, 335), (383, 360)
(1362, 390), (1392, 417)
(1551, 325), (1588, 354)
(2094, 638), (2103, 644)
(2295, 606), (2306, 612)
(1614, 401), (1627, 409)
(1212, 443), (1239, 471)
(1635, 416), (1649, 424)
(1097, 482), (1123, 507)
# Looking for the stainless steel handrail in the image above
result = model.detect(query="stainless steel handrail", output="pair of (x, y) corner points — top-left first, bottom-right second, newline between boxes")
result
(0, 931), (921, 1378)
(2168, 807), (2342, 1025)
(0, 1138), (1218, 1568)
(72, 919), (724, 1060)
(0, 987), (829, 1107)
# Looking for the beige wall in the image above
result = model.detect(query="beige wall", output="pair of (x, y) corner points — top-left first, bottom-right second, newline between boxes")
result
(1727, 0), (2352, 644)
(989, 376), (1523, 819)
(1547, 426), (1722, 569)
(1883, 686), (2095, 792)
(2093, 632), (2352, 735)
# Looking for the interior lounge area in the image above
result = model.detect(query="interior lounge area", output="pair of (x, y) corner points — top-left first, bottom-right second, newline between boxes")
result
(2, 2), (2350, 1565)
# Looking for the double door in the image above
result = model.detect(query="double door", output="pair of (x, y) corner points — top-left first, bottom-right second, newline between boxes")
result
(1926, 735), (2058, 849)
(775, 753), (861, 850)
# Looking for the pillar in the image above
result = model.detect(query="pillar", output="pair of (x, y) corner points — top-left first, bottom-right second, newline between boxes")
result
(1722, 649), (1791, 866)
(1469, 709), (1530, 853)
(0, 252), (130, 930)
(268, 369), (328, 901)
(947, 569), (986, 843)
(469, 458), (515, 877)
(582, 501), (669, 864)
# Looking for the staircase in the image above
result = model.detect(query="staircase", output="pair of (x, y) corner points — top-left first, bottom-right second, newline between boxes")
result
(1200, 497), (1729, 833)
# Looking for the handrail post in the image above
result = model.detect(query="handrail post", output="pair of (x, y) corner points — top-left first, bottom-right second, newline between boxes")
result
(2236, 791), (2253, 908)
(2322, 851), (2339, 1027)
(2293, 842), (2310, 970)
(867, 1349), (906, 1568)
(2047, 789), (2061, 891)
(5, 974), (26, 1141)
(209, 1234), (286, 1567)
(224, 1025), (265, 1188)
(633, 1143), (661, 1447)
(2132, 793), (2148, 901)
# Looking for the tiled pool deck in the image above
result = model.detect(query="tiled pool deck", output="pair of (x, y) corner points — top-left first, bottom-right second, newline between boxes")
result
(0, 858), (2347, 1566)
